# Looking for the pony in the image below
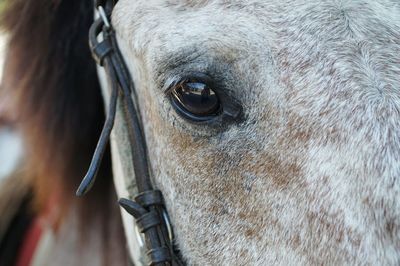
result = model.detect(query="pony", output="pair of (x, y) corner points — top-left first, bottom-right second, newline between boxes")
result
(0, 0), (399, 265)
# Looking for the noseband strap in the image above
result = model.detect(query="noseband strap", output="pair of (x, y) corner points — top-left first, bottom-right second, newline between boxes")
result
(76, 2), (184, 265)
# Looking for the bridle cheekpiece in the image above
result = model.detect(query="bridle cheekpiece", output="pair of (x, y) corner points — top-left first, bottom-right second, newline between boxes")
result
(75, 1), (184, 265)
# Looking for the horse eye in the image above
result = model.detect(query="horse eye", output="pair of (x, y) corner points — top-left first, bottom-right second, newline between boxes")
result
(169, 80), (221, 121)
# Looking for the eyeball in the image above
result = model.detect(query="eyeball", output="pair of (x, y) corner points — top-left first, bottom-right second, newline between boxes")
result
(168, 79), (221, 121)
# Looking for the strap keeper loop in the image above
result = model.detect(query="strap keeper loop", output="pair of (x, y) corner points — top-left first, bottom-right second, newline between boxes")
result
(92, 39), (113, 65)
(135, 190), (164, 208)
(136, 211), (161, 233)
(147, 247), (171, 265)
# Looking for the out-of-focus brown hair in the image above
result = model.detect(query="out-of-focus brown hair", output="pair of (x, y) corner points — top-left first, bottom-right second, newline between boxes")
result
(0, 1), (128, 263)
(0, 0), (113, 226)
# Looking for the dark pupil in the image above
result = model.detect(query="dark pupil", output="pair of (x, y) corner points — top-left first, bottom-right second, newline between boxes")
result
(172, 82), (219, 116)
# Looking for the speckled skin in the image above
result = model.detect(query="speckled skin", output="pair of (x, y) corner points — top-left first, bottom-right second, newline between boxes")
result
(106, 1), (400, 265)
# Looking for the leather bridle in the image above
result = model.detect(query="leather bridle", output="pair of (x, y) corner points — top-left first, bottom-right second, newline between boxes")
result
(76, 1), (184, 265)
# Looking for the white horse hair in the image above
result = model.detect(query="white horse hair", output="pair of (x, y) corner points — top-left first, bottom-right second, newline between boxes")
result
(104, 0), (400, 265)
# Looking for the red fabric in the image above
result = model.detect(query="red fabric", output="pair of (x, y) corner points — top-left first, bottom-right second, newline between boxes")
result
(15, 217), (43, 266)
(14, 191), (59, 266)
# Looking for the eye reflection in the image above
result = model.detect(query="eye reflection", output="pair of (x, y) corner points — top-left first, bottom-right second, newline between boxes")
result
(170, 80), (221, 120)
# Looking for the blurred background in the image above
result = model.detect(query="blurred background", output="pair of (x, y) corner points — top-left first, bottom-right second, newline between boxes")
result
(0, 32), (24, 184)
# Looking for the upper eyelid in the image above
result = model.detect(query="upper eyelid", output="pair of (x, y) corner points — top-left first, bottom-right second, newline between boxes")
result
(163, 72), (214, 94)
(163, 76), (183, 94)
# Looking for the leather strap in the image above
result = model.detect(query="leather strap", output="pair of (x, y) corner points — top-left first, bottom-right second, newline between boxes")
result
(76, 2), (184, 265)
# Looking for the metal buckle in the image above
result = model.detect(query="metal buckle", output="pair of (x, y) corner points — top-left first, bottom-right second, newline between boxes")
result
(98, 6), (111, 28)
